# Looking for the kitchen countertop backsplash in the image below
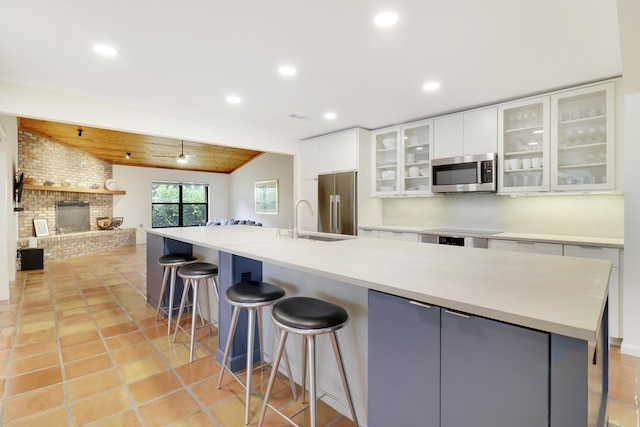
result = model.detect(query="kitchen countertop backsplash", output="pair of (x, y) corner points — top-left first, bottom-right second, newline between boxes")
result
(374, 192), (623, 245)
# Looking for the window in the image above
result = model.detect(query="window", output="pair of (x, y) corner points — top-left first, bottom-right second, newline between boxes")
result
(151, 182), (208, 228)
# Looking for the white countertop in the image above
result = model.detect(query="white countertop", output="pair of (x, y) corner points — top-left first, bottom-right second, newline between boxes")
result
(360, 224), (624, 248)
(148, 226), (611, 342)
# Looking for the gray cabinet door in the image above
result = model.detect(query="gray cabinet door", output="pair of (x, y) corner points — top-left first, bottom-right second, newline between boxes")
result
(368, 290), (440, 427)
(440, 309), (549, 427)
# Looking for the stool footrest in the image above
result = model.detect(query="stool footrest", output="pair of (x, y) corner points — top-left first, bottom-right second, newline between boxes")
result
(156, 301), (194, 319)
(173, 319), (217, 336)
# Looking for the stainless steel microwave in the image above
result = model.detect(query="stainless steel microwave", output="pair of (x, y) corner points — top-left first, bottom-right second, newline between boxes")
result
(431, 153), (497, 193)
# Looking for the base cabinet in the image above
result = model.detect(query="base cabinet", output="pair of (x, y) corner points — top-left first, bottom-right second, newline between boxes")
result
(368, 290), (440, 426)
(440, 309), (549, 427)
(368, 290), (551, 427)
(368, 290), (550, 427)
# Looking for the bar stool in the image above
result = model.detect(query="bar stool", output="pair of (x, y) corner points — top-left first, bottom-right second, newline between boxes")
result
(217, 281), (297, 425)
(155, 254), (198, 335)
(258, 296), (359, 427)
(173, 262), (219, 362)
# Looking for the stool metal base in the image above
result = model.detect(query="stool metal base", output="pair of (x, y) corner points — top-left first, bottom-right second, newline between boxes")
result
(218, 301), (297, 425)
(155, 259), (196, 335)
(258, 320), (359, 427)
(172, 273), (218, 362)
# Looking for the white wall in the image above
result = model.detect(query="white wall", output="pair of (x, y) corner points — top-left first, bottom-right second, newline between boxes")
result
(0, 115), (18, 300)
(622, 91), (640, 357)
(0, 151), (8, 300)
(112, 165), (230, 245)
(229, 152), (294, 228)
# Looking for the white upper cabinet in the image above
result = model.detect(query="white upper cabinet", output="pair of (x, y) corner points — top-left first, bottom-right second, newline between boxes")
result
(400, 121), (433, 195)
(463, 107), (498, 155)
(372, 121), (433, 197)
(369, 79), (617, 197)
(433, 114), (463, 159)
(300, 139), (320, 180)
(372, 127), (401, 196)
(301, 129), (359, 179)
(550, 82), (615, 191)
(498, 81), (616, 194)
(498, 97), (550, 193)
(433, 107), (497, 160)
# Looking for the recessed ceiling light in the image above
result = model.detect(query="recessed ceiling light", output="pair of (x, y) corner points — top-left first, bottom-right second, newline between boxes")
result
(324, 112), (337, 120)
(422, 81), (441, 91)
(278, 65), (297, 76)
(374, 11), (398, 27)
(93, 44), (117, 56)
(226, 95), (242, 104)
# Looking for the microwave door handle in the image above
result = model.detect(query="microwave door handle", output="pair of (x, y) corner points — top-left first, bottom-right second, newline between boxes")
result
(477, 162), (482, 183)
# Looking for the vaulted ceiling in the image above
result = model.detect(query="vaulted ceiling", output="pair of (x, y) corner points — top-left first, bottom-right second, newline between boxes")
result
(18, 118), (263, 173)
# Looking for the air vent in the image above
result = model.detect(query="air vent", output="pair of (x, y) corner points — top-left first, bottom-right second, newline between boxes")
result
(288, 113), (308, 120)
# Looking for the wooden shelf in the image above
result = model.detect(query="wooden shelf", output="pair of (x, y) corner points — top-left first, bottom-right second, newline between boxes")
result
(24, 184), (126, 195)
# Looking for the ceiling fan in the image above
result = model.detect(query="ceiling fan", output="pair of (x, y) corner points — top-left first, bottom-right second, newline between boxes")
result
(154, 140), (197, 164)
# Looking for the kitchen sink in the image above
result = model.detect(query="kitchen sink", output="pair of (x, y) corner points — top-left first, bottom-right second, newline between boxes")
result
(298, 234), (350, 242)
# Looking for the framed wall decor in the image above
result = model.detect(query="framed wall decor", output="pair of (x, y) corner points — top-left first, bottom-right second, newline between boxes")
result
(254, 179), (278, 214)
(33, 218), (50, 237)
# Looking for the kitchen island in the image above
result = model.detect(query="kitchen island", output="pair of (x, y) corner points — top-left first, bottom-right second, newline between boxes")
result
(147, 225), (611, 427)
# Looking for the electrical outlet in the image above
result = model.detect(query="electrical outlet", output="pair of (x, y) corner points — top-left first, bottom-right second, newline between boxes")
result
(241, 272), (251, 282)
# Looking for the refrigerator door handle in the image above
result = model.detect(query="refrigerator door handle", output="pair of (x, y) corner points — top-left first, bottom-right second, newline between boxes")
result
(329, 194), (335, 233)
(334, 194), (341, 234)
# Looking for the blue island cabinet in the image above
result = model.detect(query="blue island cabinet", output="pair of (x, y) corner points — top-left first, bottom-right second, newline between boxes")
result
(368, 289), (441, 426)
(368, 290), (549, 427)
(440, 308), (548, 426)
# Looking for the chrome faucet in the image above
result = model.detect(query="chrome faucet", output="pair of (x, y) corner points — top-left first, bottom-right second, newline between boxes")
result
(293, 199), (313, 239)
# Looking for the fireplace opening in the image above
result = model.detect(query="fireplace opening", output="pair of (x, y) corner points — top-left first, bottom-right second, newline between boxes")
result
(56, 201), (90, 234)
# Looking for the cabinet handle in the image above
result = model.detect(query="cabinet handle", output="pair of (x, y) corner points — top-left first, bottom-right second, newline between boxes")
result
(444, 309), (471, 319)
(517, 241), (536, 245)
(409, 300), (432, 309)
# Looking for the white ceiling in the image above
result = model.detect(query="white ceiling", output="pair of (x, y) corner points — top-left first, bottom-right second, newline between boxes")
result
(0, 0), (622, 142)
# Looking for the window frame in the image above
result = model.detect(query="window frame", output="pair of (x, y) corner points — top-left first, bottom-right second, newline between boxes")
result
(151, 181), (209, 228)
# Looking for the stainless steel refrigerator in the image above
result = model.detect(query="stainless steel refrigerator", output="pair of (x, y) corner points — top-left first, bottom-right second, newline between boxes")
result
(317, 171), (357, 235)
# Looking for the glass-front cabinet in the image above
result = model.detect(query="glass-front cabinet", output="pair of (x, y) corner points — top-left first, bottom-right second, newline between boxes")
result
(372, 128), (401, 195)
(550, 82), (615, 191)
(401, 121), (433, 195)
(498, 82), (615, 194)
(372, 121), (433, 196)
(498, 97), (550, 193)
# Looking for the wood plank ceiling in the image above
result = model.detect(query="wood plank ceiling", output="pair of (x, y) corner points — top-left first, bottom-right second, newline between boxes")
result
(18, 118), (264, 173)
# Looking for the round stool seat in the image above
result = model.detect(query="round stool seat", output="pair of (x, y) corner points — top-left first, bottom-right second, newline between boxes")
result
(273, 297), (348, 330)
(159, 254), (197, 265)
(226, 281), (285, 304)
(178, 262), (219, 277)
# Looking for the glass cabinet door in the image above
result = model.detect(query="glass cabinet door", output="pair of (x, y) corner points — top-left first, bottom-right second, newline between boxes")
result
(401, 121), (433, 195)
(372, 128), (400, 195)
(498, 97), (550, 193)
(551, 82), (615, 191)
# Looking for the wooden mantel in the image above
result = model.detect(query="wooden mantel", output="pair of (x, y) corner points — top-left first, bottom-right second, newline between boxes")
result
(24, 183), (126, 195)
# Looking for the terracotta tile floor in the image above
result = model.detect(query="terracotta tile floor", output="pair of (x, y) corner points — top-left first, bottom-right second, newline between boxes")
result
(0, 245), (638, 426)
(0, 245), (350, 426)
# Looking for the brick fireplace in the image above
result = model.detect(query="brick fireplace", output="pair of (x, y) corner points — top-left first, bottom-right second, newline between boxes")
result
(16, 129), (135, 261)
